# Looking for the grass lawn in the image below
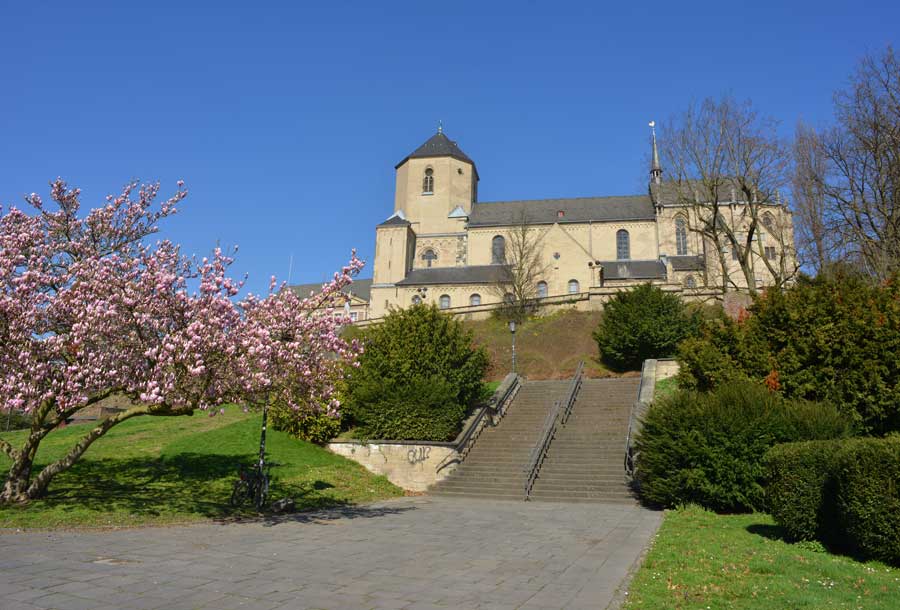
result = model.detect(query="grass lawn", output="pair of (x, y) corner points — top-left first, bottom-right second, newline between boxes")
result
(0, 406), (402, 529)
(654, 376), (678, 401)
(626, 506), (900, 609)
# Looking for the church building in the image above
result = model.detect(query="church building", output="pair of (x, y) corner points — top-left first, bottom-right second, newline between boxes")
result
(299, 127), (796, 321)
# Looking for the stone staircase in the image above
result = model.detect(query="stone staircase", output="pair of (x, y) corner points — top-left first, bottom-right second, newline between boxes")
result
(430, 380), (568, 500)
(430, 377), (640, 503)
(528, 378), (639, 504)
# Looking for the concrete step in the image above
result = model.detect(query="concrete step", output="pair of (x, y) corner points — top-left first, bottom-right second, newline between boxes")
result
(531, 488), (634, 500)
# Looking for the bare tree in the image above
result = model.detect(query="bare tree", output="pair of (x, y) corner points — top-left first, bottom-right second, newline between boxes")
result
(491, 214), (550, 321)
(658, 96), (797, 294)
(792, 120), (837, 274)
(817, 46), (900, 280)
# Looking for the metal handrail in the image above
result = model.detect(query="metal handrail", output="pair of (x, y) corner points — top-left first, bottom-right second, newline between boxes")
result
(523, 361), (585, 500)
(624, 360), (652, 480)
(435, 374), (522, 473)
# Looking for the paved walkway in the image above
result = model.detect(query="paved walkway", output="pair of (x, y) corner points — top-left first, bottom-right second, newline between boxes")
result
(0, 497), (661, 610)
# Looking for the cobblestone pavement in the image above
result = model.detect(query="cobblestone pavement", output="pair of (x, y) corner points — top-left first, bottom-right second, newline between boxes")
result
(0, 496), (662, 610)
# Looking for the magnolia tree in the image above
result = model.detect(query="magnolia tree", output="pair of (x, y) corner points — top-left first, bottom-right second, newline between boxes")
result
(0, 179), (362, 504)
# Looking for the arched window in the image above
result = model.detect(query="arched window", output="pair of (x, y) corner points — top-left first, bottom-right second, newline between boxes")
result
(675, 217), (688, 256)
(762, 212), (775, 231)
(536, 281), (548, 298)
(616, 229), (630, 260)
(491, 235), (506, 264)
(469, 293), (481, 306)
(439, 294), (451, 309)
(422, 168), (434, 194)
(421, 249), (437, 267)
(412, 295), (422, 305)
(684, 275), (696, 289)
(568, 279), (580, 294)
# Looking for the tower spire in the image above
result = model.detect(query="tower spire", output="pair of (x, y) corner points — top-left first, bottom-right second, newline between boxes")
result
(649, 120), (662, 185)
(437, 119), (443, 134)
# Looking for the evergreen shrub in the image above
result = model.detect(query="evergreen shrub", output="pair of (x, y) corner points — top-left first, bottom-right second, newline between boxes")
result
(763, 440), (843, 542)
(677, 272), (900, 434)
(635, 381), (850, 512)
(344, 304), (488, 441)
(269, 406), (342, 444)
(834, 436), (900, 565)
(593, 283), (701, 371)
(764, 436), (900, 565)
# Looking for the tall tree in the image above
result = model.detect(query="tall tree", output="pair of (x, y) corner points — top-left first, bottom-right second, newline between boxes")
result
(659, 96), (797, 294)
(0, 179), (363, 504)
(819, 46), (900, 280)
(792, 120), (837, 274)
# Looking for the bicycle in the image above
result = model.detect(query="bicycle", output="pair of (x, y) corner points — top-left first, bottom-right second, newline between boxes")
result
(230, 463), (270, 510)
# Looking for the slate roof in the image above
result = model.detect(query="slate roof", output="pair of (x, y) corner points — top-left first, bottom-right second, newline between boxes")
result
(650, 178), (777, 207)
(289, 278), (373, 302)
(395, 265), (512, 286)
(377, 214), (411, 228)
(669, 255), (705, 271)
(396, 132), (477, 173)
(468, 195), (655, 227)
(597, 260), (667, 280)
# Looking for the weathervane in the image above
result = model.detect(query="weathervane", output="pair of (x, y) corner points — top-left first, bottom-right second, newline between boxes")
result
(437, 120), (443, 134)
(648, 120), (656, 137)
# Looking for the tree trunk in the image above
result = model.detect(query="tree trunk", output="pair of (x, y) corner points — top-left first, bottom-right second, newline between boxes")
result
(0, 402), (193, 504)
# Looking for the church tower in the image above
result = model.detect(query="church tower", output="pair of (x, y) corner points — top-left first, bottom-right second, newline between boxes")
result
(392, 126), (479, 234)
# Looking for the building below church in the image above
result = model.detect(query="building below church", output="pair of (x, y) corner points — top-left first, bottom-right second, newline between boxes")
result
(294, 127), (796, 322)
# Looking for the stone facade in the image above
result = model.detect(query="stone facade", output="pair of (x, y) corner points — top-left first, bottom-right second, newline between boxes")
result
(335, 128), (797, 320)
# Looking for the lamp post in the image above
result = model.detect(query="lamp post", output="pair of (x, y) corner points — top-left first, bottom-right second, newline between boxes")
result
(508, 320), (517, 374)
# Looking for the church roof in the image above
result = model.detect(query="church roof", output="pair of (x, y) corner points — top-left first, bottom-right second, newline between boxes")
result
(377, 215), (411, 227)
(396, 132), (477, 174)
(468, 195), (655, 227)
(395, 265), (511, 286)
(289, 278), (373, 303)
(669, 255), (705, 271)
(597, 260), (667, 280)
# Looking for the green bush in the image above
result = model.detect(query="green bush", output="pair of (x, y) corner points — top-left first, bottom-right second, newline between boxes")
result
(593, 283), (701, 371)
(834, 436), (900, 565)
(269, 405), (342, 444)
(349, 375), (465, 441)
(344, 304), (488, 441)
(764, 436), (900, 565)
(677, 272), (900, 434)
(763, 440), (843, 542)
(635, 381), (850, 512)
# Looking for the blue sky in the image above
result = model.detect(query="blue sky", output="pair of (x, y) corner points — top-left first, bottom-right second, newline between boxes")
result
(2, 1), (897, 293)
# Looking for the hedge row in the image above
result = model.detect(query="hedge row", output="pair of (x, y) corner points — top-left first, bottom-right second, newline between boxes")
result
(764, 436), (900, 565)
(634, 381), (850, 512)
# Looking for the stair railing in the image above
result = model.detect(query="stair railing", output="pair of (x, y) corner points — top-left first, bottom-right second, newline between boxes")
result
(523, 361), (585, 500)
(435, 373), (522, 474)
(624, 359), (653, 483)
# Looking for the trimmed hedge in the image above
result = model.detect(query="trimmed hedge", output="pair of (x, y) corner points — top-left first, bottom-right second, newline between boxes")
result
(765, 436), (900, 565)
(593, 283), (701, 371)
(763, 440), (843, 542)
(344, 304), (488, 441)
(635, 381), (851, 512)
(835, 437), (900, 564)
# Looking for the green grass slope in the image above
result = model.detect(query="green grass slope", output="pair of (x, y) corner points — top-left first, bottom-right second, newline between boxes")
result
(465, 309), (630, 380)
(626, 506), (900, 609)
(0, 407), (401, 529)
